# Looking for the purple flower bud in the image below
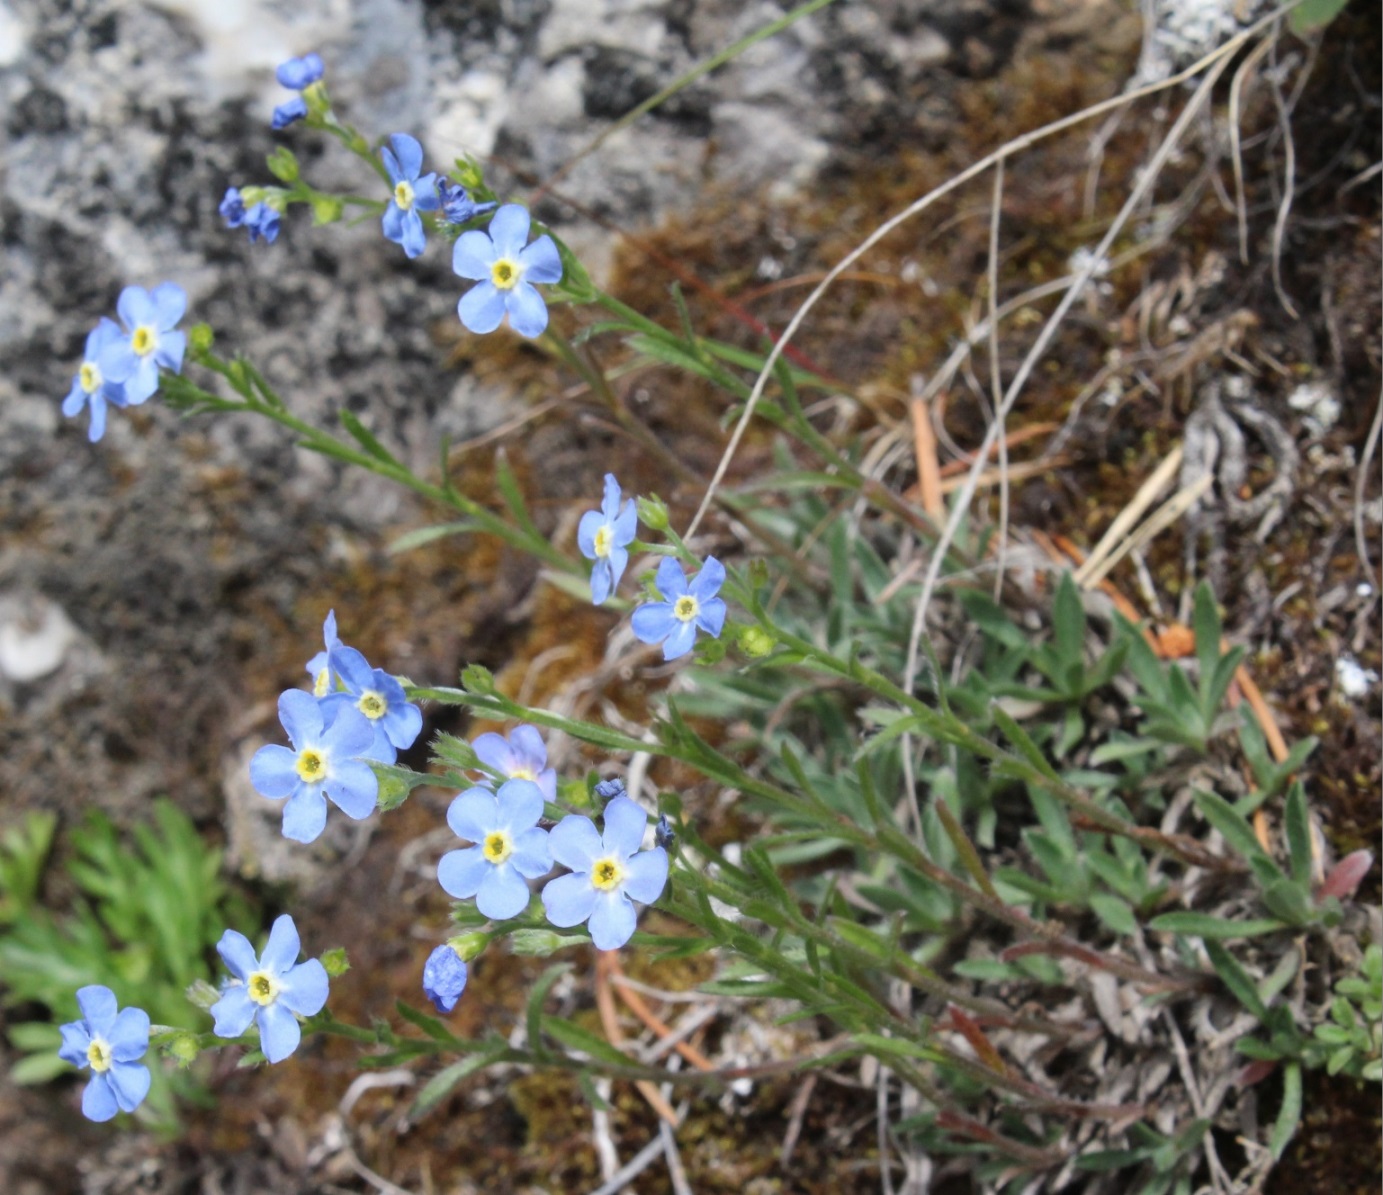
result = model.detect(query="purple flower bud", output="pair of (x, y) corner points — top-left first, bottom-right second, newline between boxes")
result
(422, 944), (468, 1014)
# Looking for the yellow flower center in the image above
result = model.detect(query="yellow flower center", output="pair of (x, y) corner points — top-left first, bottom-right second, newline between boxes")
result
(86, 1038), (113, 1073)
(295, 748), (326, 783)
(490, 257), (520, 290)
(673, 595), (699, 623)
(591, 857), (624, 892)
(313, 668), (331, 697)
(80, 362), (102, 394)
(131, 325), (157, 356)
(357, 690), (387, 720)
(509, 766), (536, 782)
(247, 970), (279, 1007)
(593, 525), (613, 559)
(394, 180), (415, 211)
(483, 831), (514, 865)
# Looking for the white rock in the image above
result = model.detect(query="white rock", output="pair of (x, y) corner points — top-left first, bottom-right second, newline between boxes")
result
(0, 596), (78, 683)
(1336, 655), (1378, 699)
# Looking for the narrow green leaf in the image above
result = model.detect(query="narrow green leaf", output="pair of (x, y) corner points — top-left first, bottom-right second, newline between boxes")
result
(1194, 790), (1278, 873)
(989, 704), (1060, 782)
(542, 1015), (636, 1068)
(388, 521), (480, 554)
(1149, 912), (1286, 939)
(525, 963), (573, 1058)
(1283, 782), (1312, 887)
(1270, 1062), (1302, 1160)
(1089, 892), (1138, 935)
(338, 409), (400, 465)
(1205, 940), (1270, 1020)
(411, 1049), (502, 1118)
(395, 1000), (459, 1044)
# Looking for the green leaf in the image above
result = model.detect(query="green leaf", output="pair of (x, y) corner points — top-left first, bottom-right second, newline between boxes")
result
(388, 521), (481, 554)
(11, 1051), (72, 1085)
(1192, 583), (1223, 691)
(525, 963), (572, 1059)
(1270, 1062), (1302, 1160)
(541, 1016), (635, 1068)
(1051, 573), (1086, 668)
(989, 704), (1061, 782)
(1089, 893), (1138, 935)
(1193, 790), (1278, 874)
(1290, 0), (1351, 33)
(1205, 941), (1270, 1020)
(1283, 783), (1313, 887)
(493, 449), (540, 537)
(410, 1049), (504, 1118)
(1149, 912), (1286, 939)
(395, 1000), (459, 1044)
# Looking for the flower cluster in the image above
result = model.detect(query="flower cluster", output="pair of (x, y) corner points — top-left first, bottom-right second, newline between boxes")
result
(61, 284), (187, 442)
(220, 187), (281, 244)
(249, 611), (421, 843)
(272, 52), (325, 129)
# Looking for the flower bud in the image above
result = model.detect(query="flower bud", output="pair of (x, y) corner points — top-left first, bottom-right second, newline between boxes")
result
(447, 931), (491, 963)
(636, 495), (669, 532)
(738, 625), (775, 658)
(321, 947), (351, 978)
(188, 323), (215, 357)
(265, 146), (300, 184)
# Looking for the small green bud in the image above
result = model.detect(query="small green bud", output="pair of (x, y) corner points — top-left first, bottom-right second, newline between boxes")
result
(302, 80), (330, 119)
(188, 323), (215, 357)
(461, 663), (496, 695)
(311, 195), (344, 226)
(508, 929), (572, 957)
(452, 155), (485, 191)
(738, 625), (775, 658)
(447, 931), (491, 962)
(165, 1032), (200, 1068)
(321, 948), (351, 978)
(695, 637), (727, 665)
(266, 146), (300, 184)
(185, 978), (220, 1010)
(239, 185), (267, 208)
(636, 495), (669, 532)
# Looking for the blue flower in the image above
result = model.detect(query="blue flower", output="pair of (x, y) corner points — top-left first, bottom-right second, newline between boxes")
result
(630, 556), (727, 661)
(271, 53), (324, 128)
(578, 473), (638, 605)
(249, 690), (379, 843)
(221, 189), (281, 244)
(98, 283), (187, 405)
(219, 187), (246, 227)
(438, 779), (552, 920)
(437, 178), (496, 226)
(422, 944), (468, 1014)
(305, 609), (343, 697)
(211, 914), (329, 1064)
(452, 204), (562, 338)
(541, 797), (668, 950)
(62, 318), (129, 443)
(272, 95), (309, 129)
(471, 724), (557, 803)
(319, 645), (423, 764)
(593, 777), (626, 804)
(276, 53), (324, 90)
(58, 985), (151, 1122)
(380, 133), (439, 259)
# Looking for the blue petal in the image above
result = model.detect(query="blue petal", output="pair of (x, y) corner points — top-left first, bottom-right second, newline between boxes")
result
(495, 778), (544, 832)
(86, 393), (108, 442)
(383, 701), (422, 750)
(219, 188), (246, 227)
(120, 358), (160, 405)
(413, 173), (440, 210)
(622, 847), (668, 905)
(260, 914), (301, 975)
(588, 891), (637, 950)
(470, 733), (515, 777)
(216, 929), (259, 980)
(589, 559), (612, 606)
(577, 509), (604, 560)
(156, 329), (186, 373)
(97, 337), (139, 385)
(88, 317), (124, 357)
(399, 210), (427, 259)
(601, 796), (647, 858)
(654, 556), (689, 600)
(324, 759), (379, 820)
(331, 646), (375, 694)
(107, 1059), (151, 1112)
(276, 53), (324, 89)
(511, 827), (553, 878)
(437, 845), (488, 899)
(281, 788), (329, 843)
(387, 133), (424, 181)
(381, 201), (406, 244)
(630, 601), (676, 646)
(690, 556), (726, 602)
(279, 688), (324, 748)
(250, 744), (299, 799)
(278, 958), (329, 1016)
(487, 204), (531, 258)
(75, 985), (118, 1035)
(504, 282), (549, 338)
(661, 617), (698, 661)
(477, 864), (531, 920)
(271, 97), (308, 128)
(447, 788), (498, 843)
(508, 725), (548, 771)
(519, 234), (563, 284)
(82, 1073), (120, 1122)
(256, 1001), (301, 1063)
(458, 283), (506, 334)
(452, 230), (496, 280)
(211, 986), (256, 1038)
(107, 1007), (150, 1060)
(150, 282), (187, 329)
(116, 286), (155, 331)
(542, 871), (598, 928)
(62, 377), (86, 417)
(322, 703), (375, 758)
(613, 497), (638, 546)
(322, 609), (339, 648)
(697, 597), (727, 638)
(363, 723), (397, 764)
(548, 813), (603, 872)
(59, 1021), (92, 1067)
(605, 547), (629, 594)
(600, 474), (621, 519)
